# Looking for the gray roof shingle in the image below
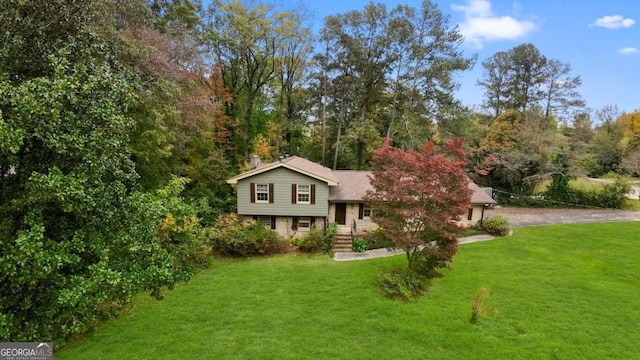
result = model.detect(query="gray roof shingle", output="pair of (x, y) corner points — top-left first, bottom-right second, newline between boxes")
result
(328, 171), (373, 201)
(279, 156), (338, 183)
(227, 156), (338, 184)
(469, 182), (496, 204)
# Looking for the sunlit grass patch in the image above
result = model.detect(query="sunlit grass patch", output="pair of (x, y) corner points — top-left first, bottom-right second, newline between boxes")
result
(57, 222), (640, 360)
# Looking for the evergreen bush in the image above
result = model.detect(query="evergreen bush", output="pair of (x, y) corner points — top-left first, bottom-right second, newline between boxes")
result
(211, 215), (285, 256)
(378, 269), (431, 301)
(481, 216), (511, 236)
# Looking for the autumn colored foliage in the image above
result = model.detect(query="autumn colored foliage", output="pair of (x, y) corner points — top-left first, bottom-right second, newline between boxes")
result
(366, 138), (472, 276)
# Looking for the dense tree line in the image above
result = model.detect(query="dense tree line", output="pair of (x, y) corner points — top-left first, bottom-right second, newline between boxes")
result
(1, 0), (639, 343)
(0, 0), (214, 342)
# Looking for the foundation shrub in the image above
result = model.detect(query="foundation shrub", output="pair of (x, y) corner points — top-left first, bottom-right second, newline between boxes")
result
(211, 214), (284, 256)
(293, 224), (337, 253)
(481, 216), (510, 236)
(352, 238), (368, 252)
(293, 229), (327, 253)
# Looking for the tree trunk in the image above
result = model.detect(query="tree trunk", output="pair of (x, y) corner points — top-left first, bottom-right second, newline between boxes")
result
(386, 63), (402, 138)
(544, 90), (552, 119)
(333, 102), (346, 170)
(321, 72), (327, 165)
(243, 93), (255, 161)
(356, 141), (363, 170)
(356, 102), (368, 170)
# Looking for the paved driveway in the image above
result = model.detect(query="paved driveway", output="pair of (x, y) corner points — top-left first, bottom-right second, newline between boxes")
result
(486, 207), (640, 227)
(334, 208), (640, 261)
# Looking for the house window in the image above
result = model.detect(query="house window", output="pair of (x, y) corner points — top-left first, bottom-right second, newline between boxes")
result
(358, 203), (372, 220)
(298, 217), (311, 229)
(256, 184), (269, 202)
(258, 216), (272, 227)
(297, 184), (310, 204)
(467, 208), (473, 221)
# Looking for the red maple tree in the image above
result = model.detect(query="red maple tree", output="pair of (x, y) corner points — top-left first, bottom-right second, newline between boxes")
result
(365, 138), (472, 276)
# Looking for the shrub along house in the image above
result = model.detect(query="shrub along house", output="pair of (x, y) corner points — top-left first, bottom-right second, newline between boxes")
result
(227, 155), (496, 240)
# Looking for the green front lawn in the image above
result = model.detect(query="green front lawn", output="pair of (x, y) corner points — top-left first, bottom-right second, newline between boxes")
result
(57, 222), (640, 359)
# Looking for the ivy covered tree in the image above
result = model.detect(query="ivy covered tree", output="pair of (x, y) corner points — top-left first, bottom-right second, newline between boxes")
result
(365, 138), (471, 279)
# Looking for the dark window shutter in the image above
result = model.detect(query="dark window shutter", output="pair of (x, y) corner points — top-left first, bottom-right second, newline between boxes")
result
(270, 216), (276, 230)
(291, 184), (297, 204)
(310, 184), (316, 204)
(250, 183), (256, 203)
(359, 203), (364, 219)
(467, 208), (473, 221)
(269, 183), (274, 203)
(310, 217), (315, 228)
(292, 216), (298, 230)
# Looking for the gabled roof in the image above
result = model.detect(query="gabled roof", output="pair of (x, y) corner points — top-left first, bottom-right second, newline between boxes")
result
(329, 172), (495, 204)
(227, 156), (495, 205)
(226, 156), (339, 185)
(469, 182), (496, 204)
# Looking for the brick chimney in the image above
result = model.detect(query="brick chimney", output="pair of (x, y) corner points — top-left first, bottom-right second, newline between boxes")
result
(250, 155), (261, 170)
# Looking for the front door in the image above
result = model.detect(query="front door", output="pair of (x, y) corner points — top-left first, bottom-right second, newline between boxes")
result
(335, 203), (347, 225)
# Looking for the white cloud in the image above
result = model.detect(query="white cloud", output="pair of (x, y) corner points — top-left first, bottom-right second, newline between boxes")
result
(619, 47), (639, 55)
(452, 0), (536, 49)
(590, 15), (635, 29)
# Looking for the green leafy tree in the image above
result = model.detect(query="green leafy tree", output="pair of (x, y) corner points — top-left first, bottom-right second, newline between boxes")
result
(0, 48), (172, 341)
(314, 1), (472, 169)
(316, 2), (402, 168)
(120, 0), (209, 190)
(478, 44), (547, 116)
(271, 7), (313, 157)
(583, 106), (623, 176)
(541, 59), (585, 120)
(0, 0), (210, 342)
(389, 1), (474, 150)
(478, 43), (584, 120)
(208, 0), (287, 161)
(474, 109), (557, 193)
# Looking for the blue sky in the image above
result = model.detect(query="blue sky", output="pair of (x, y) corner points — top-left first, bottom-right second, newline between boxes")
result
(292, 0), (640, 116)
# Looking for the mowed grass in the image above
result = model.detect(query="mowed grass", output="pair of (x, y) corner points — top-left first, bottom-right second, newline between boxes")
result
(57, 222), (640, 360)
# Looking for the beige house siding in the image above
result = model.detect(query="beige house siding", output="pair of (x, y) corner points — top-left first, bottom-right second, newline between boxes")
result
(458, 204), (487, 226)
(236, 167), (330, 217)
(328, 202), (377, 233)
(242, 204), (487, 238)
(329, 202), (487, 231)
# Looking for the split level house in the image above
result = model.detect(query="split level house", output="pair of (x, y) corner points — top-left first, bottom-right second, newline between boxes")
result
(226, 155), (496, 238)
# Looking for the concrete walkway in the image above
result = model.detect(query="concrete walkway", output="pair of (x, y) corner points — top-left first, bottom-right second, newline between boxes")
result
(333, 234), (496, 262)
